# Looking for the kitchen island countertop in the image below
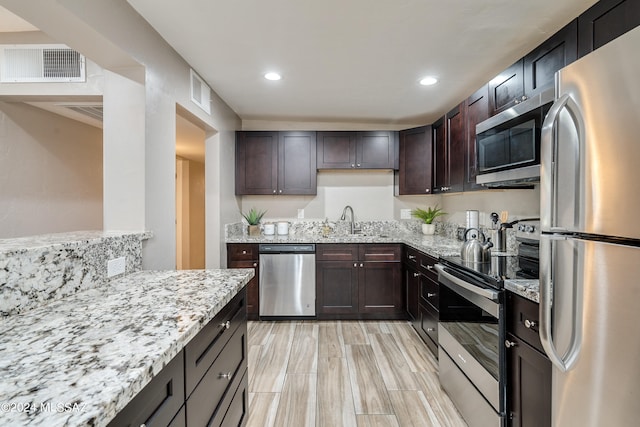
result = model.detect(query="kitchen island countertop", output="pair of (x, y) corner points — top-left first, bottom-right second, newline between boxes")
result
(0, 268), (254, 427)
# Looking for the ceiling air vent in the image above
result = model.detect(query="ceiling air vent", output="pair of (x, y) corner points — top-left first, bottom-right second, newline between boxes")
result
(190, 69), (211, 114)
(0, 44), (86, 83)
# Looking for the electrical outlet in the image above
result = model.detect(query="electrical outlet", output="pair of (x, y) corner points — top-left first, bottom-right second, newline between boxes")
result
(400, 209), (412, 219)
(107, 256), (126, 278)
(297, 209), (304, 219)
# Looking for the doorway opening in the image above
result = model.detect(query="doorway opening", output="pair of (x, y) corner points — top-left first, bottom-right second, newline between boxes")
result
(176, 110), (206, 269)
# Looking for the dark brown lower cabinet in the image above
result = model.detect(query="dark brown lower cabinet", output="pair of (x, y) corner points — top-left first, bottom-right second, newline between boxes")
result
(506, 292), (551, 427)
(316, 244), (403, 319)
(108, 289), (248, 427)
(316, 261), (359, 314)
(227, 244), (259, 320)
(506, 332), (552, 427)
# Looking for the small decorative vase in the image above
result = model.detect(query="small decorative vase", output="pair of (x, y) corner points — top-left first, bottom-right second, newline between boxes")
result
(422, 223), (436, 235)
(248, 224), (261, 236)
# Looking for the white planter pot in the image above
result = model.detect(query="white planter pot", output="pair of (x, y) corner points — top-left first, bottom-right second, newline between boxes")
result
(422, 223), (436, 235)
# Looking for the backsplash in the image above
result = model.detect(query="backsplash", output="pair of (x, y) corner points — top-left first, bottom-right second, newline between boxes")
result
(226, 219), (516, 252)
(0, 231), (151, 316)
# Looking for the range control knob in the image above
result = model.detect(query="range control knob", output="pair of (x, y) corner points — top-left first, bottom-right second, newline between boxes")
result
(525, 225), (535, 233)
(518, 224), (525, 232)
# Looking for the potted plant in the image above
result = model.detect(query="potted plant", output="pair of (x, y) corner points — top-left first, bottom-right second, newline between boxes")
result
(411, 205), (447, 235)
(241, 208), (266, 236)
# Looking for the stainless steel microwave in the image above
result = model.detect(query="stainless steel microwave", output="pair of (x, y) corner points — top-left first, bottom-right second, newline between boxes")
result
(475, 88), (554, 187)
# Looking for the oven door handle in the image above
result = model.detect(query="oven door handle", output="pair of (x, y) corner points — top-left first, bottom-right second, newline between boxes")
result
(434, 264), (500, 301)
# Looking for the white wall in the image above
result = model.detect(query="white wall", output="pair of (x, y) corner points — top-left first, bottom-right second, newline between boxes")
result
(0, 0), (242, 268)
(0, 101), (103, 237)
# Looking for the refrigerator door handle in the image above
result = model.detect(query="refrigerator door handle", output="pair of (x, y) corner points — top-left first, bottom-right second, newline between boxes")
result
(540, 92), (584, 232)
(539, 236), (584, 372)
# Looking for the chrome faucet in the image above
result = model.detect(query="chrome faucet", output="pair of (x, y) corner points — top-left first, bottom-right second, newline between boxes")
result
(340, 205), (360, 234)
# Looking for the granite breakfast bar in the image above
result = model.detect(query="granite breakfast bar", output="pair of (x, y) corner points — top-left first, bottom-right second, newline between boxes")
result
(0, 232), (254, 427)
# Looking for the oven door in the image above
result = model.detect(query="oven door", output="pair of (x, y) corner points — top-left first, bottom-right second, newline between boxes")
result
(435, 264), (506, 427)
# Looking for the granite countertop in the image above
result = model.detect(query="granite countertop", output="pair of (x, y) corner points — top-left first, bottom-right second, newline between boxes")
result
(226, 230), (465, 258)
(0, 268), (254, 427)
(504, 279), (540, 303)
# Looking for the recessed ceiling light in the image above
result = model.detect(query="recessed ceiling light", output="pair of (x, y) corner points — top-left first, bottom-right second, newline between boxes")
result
(264, 72), (282, 81)
(419, 76), (438, 86)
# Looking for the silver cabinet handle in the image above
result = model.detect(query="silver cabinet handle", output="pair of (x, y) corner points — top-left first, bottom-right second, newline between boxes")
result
(427, 292), (436, 298)
(357, 163), (361, 167)
(425, 189), (430, 193)
(426, 265), (434, 270)
(413, 272), (420, 278)
(242, 250), (247, 254)
(353, 263), (358, 267)
(219, 372), (232, 380)
(278, 189), (282, 193)
(359, 263), (363, 268)
(505, 340), (517, 348)
(220, 321), (230, 329)
(253, 262), (258, 267)
(272, 189), (277, 193)
(351, 164), (355, 168)
(408, 254), (416, 260)
(524, 319), (537, 329)
(426, 328), (436, 332)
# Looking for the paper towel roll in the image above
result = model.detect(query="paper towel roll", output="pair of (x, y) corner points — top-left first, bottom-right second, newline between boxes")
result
(466, 210), (479, 230)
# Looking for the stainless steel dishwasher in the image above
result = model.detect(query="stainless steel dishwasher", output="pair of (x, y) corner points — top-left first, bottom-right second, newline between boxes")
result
(259, 244), (316, 318)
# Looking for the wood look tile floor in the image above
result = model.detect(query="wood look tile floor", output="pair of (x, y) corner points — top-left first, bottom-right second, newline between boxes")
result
(247, 320), (468, 427)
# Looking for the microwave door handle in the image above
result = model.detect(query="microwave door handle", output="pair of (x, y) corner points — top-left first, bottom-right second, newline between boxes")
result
(539, 236), (584, 372)
(540, 92), (585, 232)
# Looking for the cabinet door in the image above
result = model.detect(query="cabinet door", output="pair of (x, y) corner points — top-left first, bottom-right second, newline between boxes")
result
(464, 85), (489, 191)
(316, 261), (359, 315)
(524, 20), (578, 96)
(398, 125), (433, 195)
(446, 103), (465, 193)
(356, 131), (397, 169)
(358, 261), (402, 314)
(432, 116), (447, 193)
(489, 59), (525, 115)
(316, 131), (357, 169)
(506, 333), (552, 427)
(405, 265), (420, 320)
(228, 260), (259, 318)
(278, 131), (317, 195)
(578, 0), (640, 58)
(235, 131), (278, 195)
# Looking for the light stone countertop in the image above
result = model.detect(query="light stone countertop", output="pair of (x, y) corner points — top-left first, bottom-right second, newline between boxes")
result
(0, 268), (254, 427)
(225, 230), (466, 259)
(504, 279), (540, 303)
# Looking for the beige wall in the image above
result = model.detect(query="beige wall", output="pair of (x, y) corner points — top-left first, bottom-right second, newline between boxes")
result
(0, 101), (103, 238)
(0, 0), (242, 268)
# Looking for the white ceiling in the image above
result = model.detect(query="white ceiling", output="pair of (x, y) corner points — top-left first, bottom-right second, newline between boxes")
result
(127, 0), (597, 125)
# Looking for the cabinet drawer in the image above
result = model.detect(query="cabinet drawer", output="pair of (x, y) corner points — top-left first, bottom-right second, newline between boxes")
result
(316, 244), (358, 261)
(220, 370), (249, 427)
(107, 351), (184, 427)
(419, 303), (438, 356)
(227, 244), (259, 261)
(420, 276), (439, 310)
(404, 247), (421, 267)
(359, 244), (401, 262)
(185, 289), (246, 397)
(418, 253), (438, 280)
(186, 322), (248, 427)
(507, 292), (543, 352)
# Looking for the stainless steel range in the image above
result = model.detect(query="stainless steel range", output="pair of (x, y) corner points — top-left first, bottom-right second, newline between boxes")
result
(435, 253), (520, 427)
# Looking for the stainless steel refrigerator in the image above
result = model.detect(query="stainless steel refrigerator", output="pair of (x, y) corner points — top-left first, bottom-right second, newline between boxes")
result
(539, 25), (640, 427)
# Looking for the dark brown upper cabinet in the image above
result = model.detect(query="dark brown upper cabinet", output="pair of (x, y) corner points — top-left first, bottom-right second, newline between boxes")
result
(235, 131), (317, 195)
(489, 59), (525, 115)
(396, 125), (433, 195)
(432, 102), (465, 194)
(490, 20), (578, 116)
(464, 85), (490, 191)
(317, 131), (398, 169)
(524, 20), (578, 96)
(578, 0), (640, 58)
